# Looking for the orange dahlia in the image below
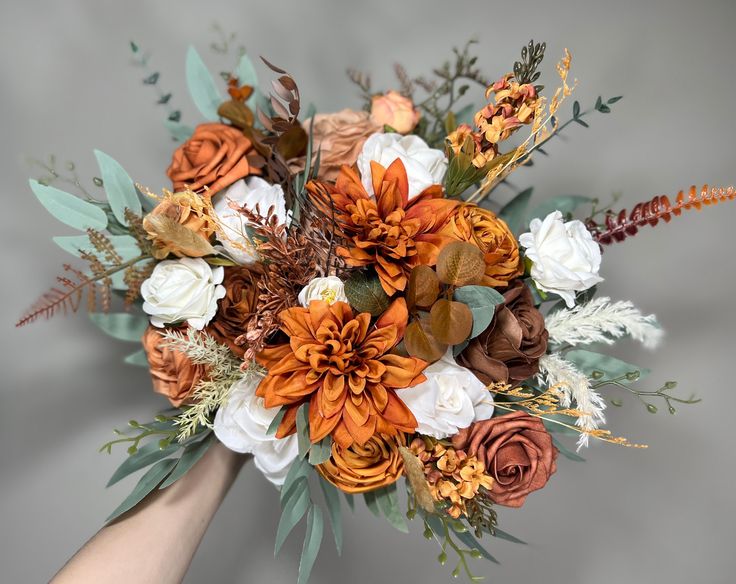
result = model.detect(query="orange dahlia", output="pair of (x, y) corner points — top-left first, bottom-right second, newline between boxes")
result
(255, 298), (426, 447)
(307, 160), (458, 296)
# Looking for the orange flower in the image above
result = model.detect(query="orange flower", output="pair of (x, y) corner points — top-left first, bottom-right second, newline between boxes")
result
(440, 203), (522, 287)
(255, 298), (426, 448)
(370, 91), (421, 134)
(307, 160), (458, 296)
(317, 433), (406, 494)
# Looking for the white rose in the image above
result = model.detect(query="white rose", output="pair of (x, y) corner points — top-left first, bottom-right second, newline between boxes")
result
(212, 177), (288, 265)
(398, 351), (494, 439)
(141, 257), (225, 330)
(298, 276), (349, 307)
(519, 211), (603, 308)
(357, 132), (447, 199)
(214, 374), (299, 486)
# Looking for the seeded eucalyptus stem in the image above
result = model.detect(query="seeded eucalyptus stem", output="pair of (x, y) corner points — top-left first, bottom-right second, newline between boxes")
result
(593, 375), (701, 414)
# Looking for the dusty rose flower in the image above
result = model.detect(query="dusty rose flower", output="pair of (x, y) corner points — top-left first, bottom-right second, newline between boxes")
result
(167, 123), (260, 194)
(292, 110), (381, 181)
(370, 91), (421, 134)
(452, 411), (557, 508)
(141, 326), (208, 407)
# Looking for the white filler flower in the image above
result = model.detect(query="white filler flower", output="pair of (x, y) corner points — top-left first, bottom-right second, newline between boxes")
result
(519, 210), (603, 308)
(141, 257), (225, 330)
(298, 276), (349, 307)
(212, 176), (288, 265)
(214, 374), (298, 486)
(398, 351), (494, 439)
(357, 132), (447, 199)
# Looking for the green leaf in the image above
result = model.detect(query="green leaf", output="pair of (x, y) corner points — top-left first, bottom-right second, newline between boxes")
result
(607, 95), (623, 104)
(343, 270), (391, 316)
(308, 435), (332, 465)
(163, 120), (195, 142)
(572, 100), (581, 118)
(296, 403), (311, 459)
(235, 53), (259, 111)
(455, 103), (476, 125)
(492, 527), (527, 545)
(275, 483), (310, 555)
(566, 349), (649, 381)
(53, 234), (141, 262)
(94, 150), (141, 224)
(453, 285), (504, 339)
(498, 187), (533, 235)
(160, 433), (214, 488)
(375, 484), (408, 533)
(106, 458), (177, 522)
(281, 457), (311, 504)
(451, 525), (500, 564)
(107, 440), (180, 487)
(124, 349), (149, 367)
(30, 180), (108, 231)
(343, 492), (355, 511)
(89, 313), (149, 342)
(318, 477), (343, 554)
(267, 407), (287, 436)
(363, 491), (381, 517)
(551, 435), (585, 462)
(527, 195), (593, 223)
(297, 505), (324, 584)
(186, 46), (223, 121)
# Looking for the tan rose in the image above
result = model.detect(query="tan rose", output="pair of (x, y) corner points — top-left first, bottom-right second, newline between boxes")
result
(141, 326), (208, 407)
(291, 110), (382, 181)
(452, 411), (557, 508)
(167, 123), (261, 194)
(370, 91), (421, 134)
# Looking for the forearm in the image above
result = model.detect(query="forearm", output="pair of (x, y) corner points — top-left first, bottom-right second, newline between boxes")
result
(51, 442), (247, 584)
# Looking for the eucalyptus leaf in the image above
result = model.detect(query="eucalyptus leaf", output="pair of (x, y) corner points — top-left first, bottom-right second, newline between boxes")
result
(186, 46), (223, 121)
(94, 150), (141, 224)
(106, 458), (177, 522)
(89, 313), (149, 342)
(498, 187), (533, 235)
(451, 525), (500, 564)
(123, 349), (149, 367)
(107, 440), (181, 487)
(160, 433), (214, 488)
(297, 505), (324, 584)
(30, 180), (108, 231)
(343, 492), (355, 511)
(527, 195), (593, 224)
(551, 435), (585, 462)
(308, 436), (332, 465)
(235, 53), (259, 111)
(296, 403), (311, 459)
(566, 349), (649, 381)
(267, 407), (287, 436)
(163, 120), (195, 142)
(318, 478), (343, 554)
(344, 270), (391, 316)
(281, 457), (310, 504)
(275, 486), (311, 555)
(363, 490), (381, 517)
(492, 527), (527, 545)
(53, 234), (141, 262)
(375, 484), (408, 533)
(453, 285), (504, 339)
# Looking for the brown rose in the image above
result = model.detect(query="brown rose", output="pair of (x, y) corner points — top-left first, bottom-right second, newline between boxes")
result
(440, 204), (522, 287)
(452, 411), (557, 507)
(291, 110), (382, 181)
(141, 326), (208, 407)
(458, 280), (547, 385)
(167, 123), (260, 194)
(317, 433), (406, 494)
(206, 266), (259, 358)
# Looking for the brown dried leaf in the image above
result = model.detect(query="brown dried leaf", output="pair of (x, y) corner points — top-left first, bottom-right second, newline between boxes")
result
(406, 265), (440, 309)
(142, 214), (217, 258)
(436, 241), (485, 287)
(217, 99), (254, 130)
(429, 299), (473, 345)
(276, 124), (308, 160)
(398, 446), (435, 513)
(404, 318), (447, 363)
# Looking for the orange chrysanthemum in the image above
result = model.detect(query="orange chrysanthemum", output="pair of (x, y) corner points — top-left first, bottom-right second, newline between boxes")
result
(255, 298), (426, 448)
(307, 160), (459, 296)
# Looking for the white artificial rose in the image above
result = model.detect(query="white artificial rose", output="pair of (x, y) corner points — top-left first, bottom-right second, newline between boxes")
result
(212, 177), (288, 265)
(214, 374), (299, 486)
(357, 132), (447, 199)
(298, 276), (349, 307)
(141, 257), (225, 330)
(398, 351), (494, 439)
(519, 211), (603, 308)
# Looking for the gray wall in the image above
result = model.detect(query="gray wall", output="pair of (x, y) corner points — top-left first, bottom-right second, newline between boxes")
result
(2, 1), (735, 582)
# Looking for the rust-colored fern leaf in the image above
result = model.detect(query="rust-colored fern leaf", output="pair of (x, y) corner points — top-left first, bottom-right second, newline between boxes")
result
(16, 265), (93, 327)
(587, 185), (736, 245)
(123, 261), (154, 306)
(87, 228), (123, 265)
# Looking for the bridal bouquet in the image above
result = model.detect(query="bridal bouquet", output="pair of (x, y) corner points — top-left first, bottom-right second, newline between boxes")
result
(18, 38), (734, 582)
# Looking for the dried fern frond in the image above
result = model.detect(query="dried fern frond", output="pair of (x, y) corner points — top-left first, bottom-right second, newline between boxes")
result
(16, 265), (91, 326)
(587, 184), (736, 245)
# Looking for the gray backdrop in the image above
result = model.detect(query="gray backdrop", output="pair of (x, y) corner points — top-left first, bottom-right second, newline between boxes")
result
(2, 1), (735, 582)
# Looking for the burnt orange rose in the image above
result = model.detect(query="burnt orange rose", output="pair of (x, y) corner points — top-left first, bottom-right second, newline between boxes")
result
(452, 411), (557, 508)
(206, 266), (259, 358)
(167, 123), (260, 194)
(142, 326), (208, 407)
(317, 433), (406, 494)
(440, 203), (522, 287)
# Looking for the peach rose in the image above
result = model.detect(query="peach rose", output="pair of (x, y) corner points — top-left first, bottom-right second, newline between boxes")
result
(167, 123), (260, 195)
(370, 91), (420, 134)
(141, 326), (208, 407)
